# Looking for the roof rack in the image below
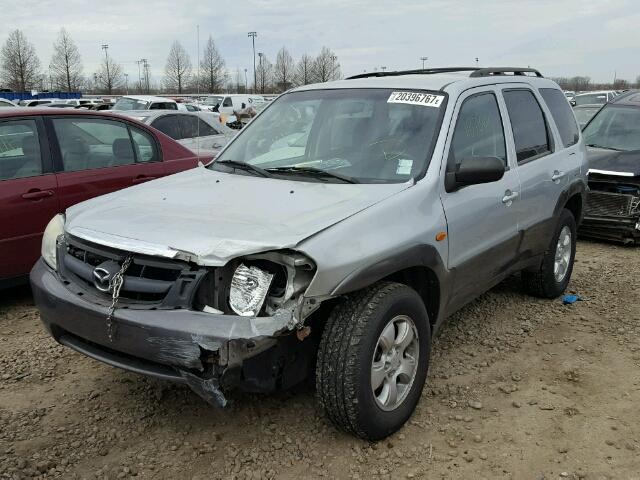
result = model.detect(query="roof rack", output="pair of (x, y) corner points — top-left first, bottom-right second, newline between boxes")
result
(469, 67), (543, 78)
(346, 66), (543, 80)
(346, 67), (479, 80)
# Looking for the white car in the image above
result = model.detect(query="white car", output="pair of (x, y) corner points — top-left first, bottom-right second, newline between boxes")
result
(112, 95), (179, 111)
(0, 98), (17, 108)
(200, 94), (265, 115)
(573, 90), (617, 106)
(117, 110), (235, 158)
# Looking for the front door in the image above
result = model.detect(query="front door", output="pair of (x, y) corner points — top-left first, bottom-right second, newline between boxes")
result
(439, 87), (521, 311)
(0, 117), (59, 280)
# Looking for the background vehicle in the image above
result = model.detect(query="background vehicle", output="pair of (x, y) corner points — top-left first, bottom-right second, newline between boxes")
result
(580, 91), (640, 243)
(564, 90), (576, 105)
(200, 94), (265, 115)
(574, 90), (617, 106)
(0, 108), (205, 287)
(117, 110), (234, 158)
(573, 104), (602, 128)
(112, 95), (178, 111)
(19, 99), (54, 107)
(31, 67), (587, 441)
(0, 98), (17, 108)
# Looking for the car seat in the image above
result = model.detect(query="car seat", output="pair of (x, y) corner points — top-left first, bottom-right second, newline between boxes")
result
(61, 137), (90, 172)
(14, 135), (42, 178)
(111, 138), (136, 166)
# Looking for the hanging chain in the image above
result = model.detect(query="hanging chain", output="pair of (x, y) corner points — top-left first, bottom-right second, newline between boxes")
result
(105, 255), (133, 342)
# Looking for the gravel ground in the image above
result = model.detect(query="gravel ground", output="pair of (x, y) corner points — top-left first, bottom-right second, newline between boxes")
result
(1, 240), (639, 480)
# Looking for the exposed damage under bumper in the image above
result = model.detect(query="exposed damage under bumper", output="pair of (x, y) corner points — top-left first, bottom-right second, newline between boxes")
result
(31, 258), (317, 407)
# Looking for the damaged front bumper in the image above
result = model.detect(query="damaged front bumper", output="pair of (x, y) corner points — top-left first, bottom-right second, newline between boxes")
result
(30, 259), (303, 407)
(580, 189), (640, 244)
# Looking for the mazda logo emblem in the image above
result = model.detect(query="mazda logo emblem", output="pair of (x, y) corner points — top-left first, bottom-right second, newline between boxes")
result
(93, 267), (112, 292)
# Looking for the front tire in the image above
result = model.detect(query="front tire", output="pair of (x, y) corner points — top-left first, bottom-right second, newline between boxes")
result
(316, 282), (431, 440)
(522, 208), (577, 298)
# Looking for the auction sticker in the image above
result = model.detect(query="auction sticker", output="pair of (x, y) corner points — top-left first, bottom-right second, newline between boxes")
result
(387, 91), (444, 107)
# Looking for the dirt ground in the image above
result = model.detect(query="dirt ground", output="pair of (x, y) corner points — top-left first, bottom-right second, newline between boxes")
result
(0, 240), (639, 480)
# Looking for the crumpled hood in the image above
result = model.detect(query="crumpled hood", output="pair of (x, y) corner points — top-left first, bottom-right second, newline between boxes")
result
(588, 148), (640, 177)
(65, 166), (410, 265)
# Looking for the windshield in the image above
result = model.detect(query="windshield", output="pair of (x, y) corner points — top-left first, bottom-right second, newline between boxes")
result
(204, 96), (224, 106)
(213, 88), (445, 183)
(583, 105), (640, 151)
(113, 98), (150, 111)
(574, 106), (600, 128)
(575, 93), (607, 106)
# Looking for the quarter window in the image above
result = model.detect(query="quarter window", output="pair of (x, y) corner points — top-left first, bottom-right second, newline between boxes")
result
(130, 126), (158, 162)
(540, 88), (579, 148)
(450, 93), (507, 167)
(503, 89), (552, 163)
(0, 120), (42, 180)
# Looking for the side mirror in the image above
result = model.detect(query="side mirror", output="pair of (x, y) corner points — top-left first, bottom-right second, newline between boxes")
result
(446, 156), (505, 191)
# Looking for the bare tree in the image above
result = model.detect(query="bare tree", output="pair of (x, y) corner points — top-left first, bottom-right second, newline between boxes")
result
(313, 47), (341, 83)
(294, 53), (314, 86)
(273, 47), (294, 92)
(49, 29), (83, 92)
(256, 54), (273, 94)
(200, 36), (225, 93)
(635, 75), (640, 89)
(164, 41), (192, 94)
(98, 55), (123, 94)
(1, 30), (41, 91)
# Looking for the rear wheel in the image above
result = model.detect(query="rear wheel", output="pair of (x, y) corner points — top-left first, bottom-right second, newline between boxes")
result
(315, 282), (431, 440)
(522, 208), (577, 298)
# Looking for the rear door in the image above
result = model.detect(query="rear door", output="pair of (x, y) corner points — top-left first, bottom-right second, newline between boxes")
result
(440, 87), (521, 309)
(0, 117), (59, 280)
(501, 86), (578, 257)
(48, 115), (166, 211)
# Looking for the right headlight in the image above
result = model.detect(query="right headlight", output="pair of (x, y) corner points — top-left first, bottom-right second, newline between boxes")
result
(41, 214), (65, 270)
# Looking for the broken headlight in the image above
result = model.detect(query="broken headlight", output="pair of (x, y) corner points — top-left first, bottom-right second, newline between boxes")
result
(229, 263), (274, 316)
(41, 214), (65, 270)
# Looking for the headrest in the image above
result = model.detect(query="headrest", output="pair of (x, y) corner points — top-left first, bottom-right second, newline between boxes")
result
(112, 138), (134, 160)
(64, 137), (89, 154)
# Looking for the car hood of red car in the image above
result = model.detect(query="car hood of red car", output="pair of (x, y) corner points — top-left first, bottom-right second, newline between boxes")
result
(64, 166), (411, 266)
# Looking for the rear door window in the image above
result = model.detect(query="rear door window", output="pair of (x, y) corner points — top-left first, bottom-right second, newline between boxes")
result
(223, 97), (233, 107)
(151, 115), (181, 140)
(540, 88), (580, 148)
(503, 89), (552, 164)
(53, 118), (137, 171)
(0, 119), (42, 180)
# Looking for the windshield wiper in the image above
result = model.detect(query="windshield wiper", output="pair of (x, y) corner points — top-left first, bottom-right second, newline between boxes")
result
(266, 166), (358, 184)
(215, 159), (272, 178)
(586, 143), (622, 151)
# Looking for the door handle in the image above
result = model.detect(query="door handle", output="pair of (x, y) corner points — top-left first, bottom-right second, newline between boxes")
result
(551, 170), (566, 182)
(132, 175), (157, 184)
(21, 189), (54, 200)
(502, 190), (519, 205)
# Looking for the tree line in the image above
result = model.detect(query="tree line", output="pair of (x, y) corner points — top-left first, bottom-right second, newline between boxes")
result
(550, 75), (640, 92)
(0, 28), (341, 96)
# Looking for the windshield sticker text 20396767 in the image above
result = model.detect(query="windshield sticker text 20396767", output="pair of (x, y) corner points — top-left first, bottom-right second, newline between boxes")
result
(387, 91), (444, 108)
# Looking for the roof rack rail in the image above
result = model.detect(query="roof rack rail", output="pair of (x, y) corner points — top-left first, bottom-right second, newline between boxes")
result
(470, 67), (543, 78)
(346, 67), (479, 80)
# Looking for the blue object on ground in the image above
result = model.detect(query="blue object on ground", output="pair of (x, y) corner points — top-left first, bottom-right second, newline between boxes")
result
(562, 294), (582, 305)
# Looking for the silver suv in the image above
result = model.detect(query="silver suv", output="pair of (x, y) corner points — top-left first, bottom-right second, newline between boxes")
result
(32, 67), (587, 440)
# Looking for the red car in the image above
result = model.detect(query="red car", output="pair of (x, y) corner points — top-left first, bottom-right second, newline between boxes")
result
(0, 108), (206, 287)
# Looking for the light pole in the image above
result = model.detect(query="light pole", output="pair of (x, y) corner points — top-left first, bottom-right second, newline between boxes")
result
(101, 44), (110, 94)
(124, 73), (129, 94)
(136, 60), (142, 92)
(475, 57), (479, 67)
(248, 31), (257, 93)
(244, 68), (248, 93)
(420, 56), (428, 69)
(141, 59), (148, 93)
(257, 52), (263, 93)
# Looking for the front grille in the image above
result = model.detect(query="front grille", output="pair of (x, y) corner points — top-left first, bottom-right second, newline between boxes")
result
(585, 191), (635, 218)
(60, 236), (207, 307)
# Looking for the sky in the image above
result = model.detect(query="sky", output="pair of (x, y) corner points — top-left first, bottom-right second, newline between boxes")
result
(2, 0), (639, 86)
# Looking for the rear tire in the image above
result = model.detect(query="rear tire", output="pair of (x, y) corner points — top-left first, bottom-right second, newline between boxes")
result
(522, 208), (577, 298)
(315, 282), (431, 440)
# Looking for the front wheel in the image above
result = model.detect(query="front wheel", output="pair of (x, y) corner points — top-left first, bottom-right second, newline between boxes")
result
(522, 208), (577, 298)
(315, 282), (431, 440)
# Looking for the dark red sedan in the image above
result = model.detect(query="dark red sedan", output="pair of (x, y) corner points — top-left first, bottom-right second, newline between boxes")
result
(0, 107), (206, 287)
